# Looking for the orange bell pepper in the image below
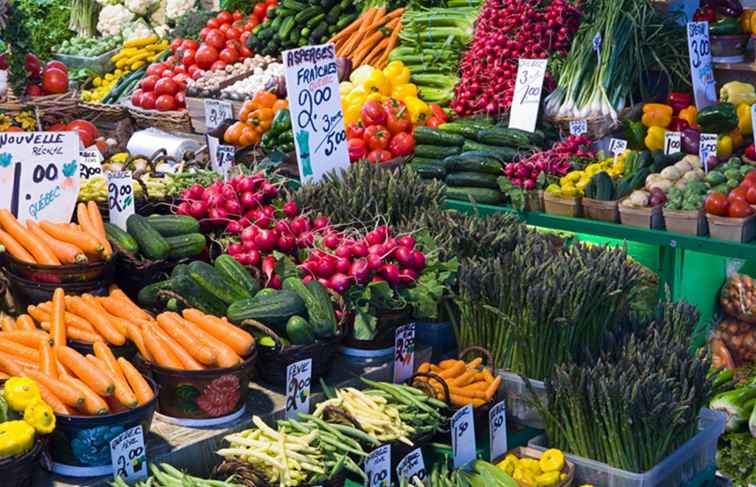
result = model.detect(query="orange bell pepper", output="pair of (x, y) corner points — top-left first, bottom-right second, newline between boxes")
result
(641, 103), (673, 128)
(251, 91), (277, 110)
(272, 99), (288, 112)
(249, 108), (274, 132)
(678, 105), (698, 129)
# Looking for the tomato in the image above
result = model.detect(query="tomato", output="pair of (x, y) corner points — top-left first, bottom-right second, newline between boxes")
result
(187, 64), (200, 75)
(240, 46), (253, 58)
(233, 10), (243, 20)
(240, 31), (253, 45)
(207, 18), (220, 28)
(364, 125), (391, 150)
(729, 200), (754, 218)
(247, 16), (261, 29)
(746, 171), (756, 185)
(253, 3), (268, 18)
(225, 27), (241, 40)
(425, 116), (443, 128)
(46, 123), (67, 131)
(368, 149), (393, 164)
(170, 38), (183, 52)
(195, 45), (219, 69)
(211, 60), (227, 71)
(705, 192), (729, 216)
(219, 23), (231, 33)
(181, 39), (199, 51)
(346, 122), (365, 139)
(46, 60), (67, 73)
(176, 92), (186, 108)
(191, 69), (204, 80)
(155, 94), (178, 112)
(386, 111), (411, 134)
(746, 186), (756, 205)
(266, 0), (277, 7)
(131, 89), (143, 107)
(217, 11), (233, 24)
(172, 74), (188, 91)
(361, 101), (387, 126)
(140, 91), (157, 110)
(147, 62), (166, 77)
(205, 29), (226, 49)
(25, 85), (42, 97)
(199, 27), (210, 40)
(66, 120), (97, 142)
(429, 103), (448, 122)
(155, 78), (179, 96)
(388, 132), (415, 156)
(165, 55), (176, 65)
(173, 65), (187, 75)
(729, 187), (748, 203)
(42, 68), (68, 94)
(160, 69), (173, 78)
(219, 47), (240, 65)
(226, 39), (242, 51)
(139, 75), (158, 92)
(71, 128), (95, 147)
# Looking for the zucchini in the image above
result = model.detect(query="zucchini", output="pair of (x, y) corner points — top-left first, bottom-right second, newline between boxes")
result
(137, 279), (174, 308)
(188, 261), (249, 305)
(474, 128), (531, 147)
(165, 233), (206, 259)
(445, 186), (503, 205)
(283, 277), (337, 338)
(215, 255), (260, 297)
(146, 215), (200, 236)
(227, 290), (307, 333)
(444, 153), (503, 175)
(126, 214), (170, 260)
(414, 144), (462, 159)
(446, 172), (500, 189)
(286, 315), (316, 345)
(462, 140), (518, 161)
(171, 274), (228, 316)
(411, 163), (446, 180)
(413, 127), (464, 147)
(104, 222), (138, 254)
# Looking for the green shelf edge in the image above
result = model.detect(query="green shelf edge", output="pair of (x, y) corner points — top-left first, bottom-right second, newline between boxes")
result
(446, 199), (756, 260)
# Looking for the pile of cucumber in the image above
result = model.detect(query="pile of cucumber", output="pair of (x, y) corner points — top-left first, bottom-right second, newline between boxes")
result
(104, 214), (206, 261)
(411, 121), (546, 205)
(249, 0), (359, 55)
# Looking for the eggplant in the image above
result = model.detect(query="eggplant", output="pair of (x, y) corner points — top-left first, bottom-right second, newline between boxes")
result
(682, 128), (700, 155)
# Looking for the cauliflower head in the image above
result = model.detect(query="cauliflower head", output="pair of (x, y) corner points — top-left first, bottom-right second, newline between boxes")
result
(124, 0), (159, 16)
(97, 5), (135, 37)
(122, 18), (155, 40)
(166, 0), (196, 21)
(150, 0), (167, 25)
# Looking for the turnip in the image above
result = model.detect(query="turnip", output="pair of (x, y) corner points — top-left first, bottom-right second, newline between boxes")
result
(329, 273), (351, 293)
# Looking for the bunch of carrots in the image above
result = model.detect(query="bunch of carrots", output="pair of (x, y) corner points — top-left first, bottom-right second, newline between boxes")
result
(414, 357), (502, 408)
(331, 5), (405, 69)
(0, 203), (112, 266)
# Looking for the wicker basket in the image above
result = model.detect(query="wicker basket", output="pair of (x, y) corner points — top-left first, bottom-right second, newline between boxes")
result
(581, 198), (619, 222)
(77, 100), (128, 122)
(23, 90), (79, 117)
(707, 213), (756, 242)
(662, 208), (708, 236)
(124, 101), (193, 133)
(543, 192), (582, 217)
(546, 109), (629, 140)
(0, 89), (24, 113)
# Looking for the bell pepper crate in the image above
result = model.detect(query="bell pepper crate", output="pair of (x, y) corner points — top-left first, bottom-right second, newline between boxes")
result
(618, 198), (664, 229)
(661, 207), (708, 236)
(494, 447), (576, 487)
(543, 192), (582, 218)
(706, 212), (756, 242)
(527, 408), (725, 487)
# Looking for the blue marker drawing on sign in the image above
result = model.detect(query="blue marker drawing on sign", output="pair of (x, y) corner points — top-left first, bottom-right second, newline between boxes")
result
(296, 130), (313, 177)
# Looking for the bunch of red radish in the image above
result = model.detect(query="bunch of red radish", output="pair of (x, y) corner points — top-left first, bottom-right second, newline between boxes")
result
(503, 135), (594, 189)
(452, 0), (581, 115)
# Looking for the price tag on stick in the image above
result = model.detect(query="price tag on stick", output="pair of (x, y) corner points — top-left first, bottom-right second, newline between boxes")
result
(664, 132), (682, 156)
(452, 404), (476, 469)
(687, 22), (717, 109)
(509, 59), (548, 133)
(397, 448), (426, 483)
(107, 170), (135, 231)
(489, 400), (508, 462)
(80, 146), (103, 180)
(393, 323), (415, 384)
(285, 358), (312, 419)
(699, 133), (718, 173)
(569, 120), (587, 136)
(608, 138), (628, 156)
(204, 99), (234, 131)
(365, 445), (391, 487)
(110, 425), (147, 482)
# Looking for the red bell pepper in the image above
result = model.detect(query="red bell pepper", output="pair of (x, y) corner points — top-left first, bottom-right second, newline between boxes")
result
(668, 117), (690, 132)
(746, 144), (756, 161)
(667, 92), (693, 114)
(693, 6), (716, 22)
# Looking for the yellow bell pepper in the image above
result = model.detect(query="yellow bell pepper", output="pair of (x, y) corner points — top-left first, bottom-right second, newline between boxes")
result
(364, 69), (390, 95)
(540, 449), (565, 472)
(641, 103), (673, 128)
(383, 61), (410, 88)
(344, 104), (362, 125)
(644, 126), (667, 151)
(730, 128), (745, 148)
(536, 471), (562, 487)
(720, 81), (756, 106)
(404, 96), (430, 124)
(365, 92), (384, 103)
(345, 86), (368, 107)
(718, 134), (734, 159)
(0, 421), (35, 457)
(3, 377), (41, 413)
(349, 65), (374, 85)
(741, 10), (753, 33)
(497, 453), (519, 475)
(339, 81), (354, 97)
(737, 103), (753, 135)
(679, 105), (698, 129)
(24, 400), (55, 434)
(391, 83), (418, 102)
(546, 183), (562, 193)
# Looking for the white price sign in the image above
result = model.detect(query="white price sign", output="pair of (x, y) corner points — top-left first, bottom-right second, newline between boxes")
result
(397, 448), (426, 482)
(687, 22), (717, 109)
(393, 322), (415, 384)
(452, 404), (476, 469)
(207, 135), (234, 181)
(283, 44), (349, 182)
(79, 146), (103, 180)
(489, 400), (508, 462)
(608, 138), (628, 156)
(365, 445), (391, 487)
(204, 99), (234, 131)
(0, 131), (80, 223)
(569, 120), (587, 136)
(751, 104), (756, 139)
(285, 358), (312, 419)
(110, 425), (147, 482)
(699, 133), (718, 172)
(107, 171), (135, 231)
(508, 59), (548, 133)
(664, 132), (682, 155)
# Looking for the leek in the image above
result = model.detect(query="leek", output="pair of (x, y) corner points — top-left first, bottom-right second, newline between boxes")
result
(710, 386), (756, 432)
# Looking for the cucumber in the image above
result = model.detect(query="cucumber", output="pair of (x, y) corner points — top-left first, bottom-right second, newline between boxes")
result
(188, 261), (249, 305)
(413, 127), (464, 147)
(444, 153), (503, 175)
(325, 5), (342, 23)
(280, 17), (296, 40)
(227, 290), (307, 333)
(146, 215), (200, 236)
(286, 315), (316, 345)
(104, 222), (138, 253)
(445, 186), (503, 205)
(137, 279), (174, 307)
(462, 140), (518, 161)
(215, 255), (260, 297)
(165, 233), (206, 259)
(412, 157), (445, 166)
(306, 13), (325, 28)
(474, 128), (531, 147)
(126, 214), (170, 260)
(283, 277), (337, 338)
(171, 274), (228, 316)
(309, 23), (327, 42)
(414, 144), (462, 159)
(282, 0), (306, 9)
(446, 172), (500, 189)
(438, 122), (481, 139)
(321, 0), (337, 7)
(172, 263), (189, 278)
(295, 6), (322, 23)
(411, 163), (446, 180)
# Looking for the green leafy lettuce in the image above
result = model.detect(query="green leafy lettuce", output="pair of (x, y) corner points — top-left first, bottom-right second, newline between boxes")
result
(717, 432), (756, 486)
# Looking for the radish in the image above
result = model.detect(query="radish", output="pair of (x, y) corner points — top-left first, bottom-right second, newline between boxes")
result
(335, 257), (351, 274)
(303, 274), (313, 283)
(269, 274), (282, 289)
(352, 242), (368, 257)
(275, 220), (293, 236)
(335, 245), (352, 259)
(262, 182), (278, 199)
(240, 191), (257, 208)
(227, 243), (243, 255)
(226, 220), (242, 234)
(221, 185), (237, 201)
(318, 277), (330, 288)
(313, 215), (330, 230)
(290, 216), (310, 235)
(367, 253), (383, 271)
(371, 276), (385, 283)
(412, 251), (426, 270)
(262, 255), (276, 282)
(394, 246), (415, 268)
(188, 184), (204, 199)
(240, 226), (257, 243)
(350, 258), (369, 284)
(329, 273), (351, 293)
(399, 268), (418, 286)
(242, 240), (257, 252)
(398, 235), (415, 249)
(176, 201), (191, 215)
(297, 232), (314, 248)
(277, 234), (295, 253)
(365, 230), (383, 246)
(237, 177), (254, 193)
(261, 206), (275, 219)
(225, 199), (242, 215)
(317, 257), (336, 278)
(381, 264), (400, 286)
(282, 201), (298, 218)
(254, 229), (278, 253)
(368, 244), (386, 256)
(323, 233), (341, 249)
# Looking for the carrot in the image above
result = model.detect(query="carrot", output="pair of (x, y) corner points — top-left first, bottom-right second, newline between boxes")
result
(450, 394), (486, 408)
(36, 381), (72, 415)
(87, 201), (107, 240)
(376, 20), (402, 69)
(104, 291), (154, 323)
(0, 350), (38, 372)
(151, 324), (204, 371)
(86, 354), (137, 409)
(157, 312), (217, 365)
(481, 368), (494, 383)
(448, 384), (488, 400)
(366, 6), (404, 31)
(77, 203), (112, 258)
(0, 351), (24, 375)
(466, 357), (483, 369)
(107, 395), (130, 414)
(338, 9), (374, 56)
(50, 288), (67, 347)
(0, 330), (52, 348)
(23, 369), (85, 408)
(0, 338), (38, 362)
(39, 321), (103, 344)
(118, 357), (154, 406)
(56, 346), (114, 397)
(0, 210), (59, 265)
(125, 322), (152, 363)
(450, 369), (477, 387)
(183, 323), (241, 368)
(39, 221), (103, 257)
(331, 15), (364, 42)
(97, 296), (153, 330)
(182, 309), (255, 356)
(26, 220), (87, 264)
(142, 325), (182, 369)
(352, 31), (385, 66)
(82, 294), (129, 336)
(39, 340), (57, 377)
(439, 361), (465, 379)
(0, 314), (14, 332)
(439, 359), (459, 369)
(65, 296), (125, 345)
(0, 228), (36, 263)
(61, 376), (109, 415)
(0, 372), (7, 379)
(93, 342), (126, 383)
(36, 302), (97, 333)
(484, 376), (501, 400)
(14, 314), (37, 332)
(417, 362), (431, 374)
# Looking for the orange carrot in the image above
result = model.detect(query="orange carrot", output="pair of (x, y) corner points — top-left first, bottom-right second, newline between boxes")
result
(86, 354), (137, 409)
(65, 296), (125, 345)
(0, 210), (59, 265)
(466, 357), (483, 369)
(331, 15), (364, 42)
(157, 312), (217, 365)
(184, 324), (241, 368)
(118, 357), (154, 406)
(87, 201), (107, 240)
(60, 376), (109, 415)
(0, 228), (36, 263)
(151, 325), (204, 371)
(0, 338), (38, 362)
(376, 20), (402, 69)
(0, 330), (51, 348)
(56, 346), (114, 397)
(338, 9), (375, 56)
(82, 294), (129, 336)
(439, 359), (459, 369)
(14, 314), (37, 332)
(352, 33), (386, 66)
(39, 321), (103, 344)
(36, 302), (97, 333)
(103, 291), (154, 323)
(439, 361), (465, 379)
(0, 350), (38, 372)
(39, 221), (103, 257)
(484, 376), (501, 400)
(0, 351), (24, 375)
(27, 220), (87, 264)
(36, 381), (72, 415)
(24, 369), (85, 408)
(125, 322), (151, 363)
(39, 340), (57, 378)
(450, 369), (477, 387)
(50, 288), (67, 347)
(182, 309), (255, 356)
(77, 203), (112, 258)
(142, 325), (182, 369)
(365, 6), (400, 31)
(93, 341), (126, 382)
(0, 314), (14, 332)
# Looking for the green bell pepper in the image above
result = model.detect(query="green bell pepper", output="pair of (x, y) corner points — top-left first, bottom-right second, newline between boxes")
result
(709, 17), (741, 36)
(624, 120), (647, 150)
(696, 103), (739, 133)
(261, 131), (277, 149)
(271, 109), (291, 133)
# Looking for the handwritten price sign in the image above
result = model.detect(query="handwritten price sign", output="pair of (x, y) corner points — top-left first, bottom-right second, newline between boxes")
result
(393, 323), (415, 384)
(207, 135), (234, 181)
(204, 99), (234, 131)
(107, 171), (135, 230)
(489, 401), (508, 462)
(365, 445), (391, 487)
(397, 448), (426, 483)
(283, 44), (349, 182)
(699, 133), (717, 173)
(285, 358), (312, 419)
(569, 120), (587, 136)
(509, 59), (548, 133)
(664, 132), (682, 156)
(452, 404), (476, 469)
(110, 425), (147, 482)
(687, 22), (717, 109)
(608, 138), (628, 156)
(80, 147), (103, 180)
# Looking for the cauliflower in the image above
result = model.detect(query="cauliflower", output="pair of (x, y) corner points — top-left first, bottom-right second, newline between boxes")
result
(166, 0), (196, 21)
(124, 0), (159, 16)
(122, 18), (154, 40)
(97, 5), (135, 37)
(96, 0), (121, 6)
(150, 0), (167, 25)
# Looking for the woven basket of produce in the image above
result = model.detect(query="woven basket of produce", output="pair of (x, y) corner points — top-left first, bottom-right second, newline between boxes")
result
(124, 101), (193, 133)
(547, 112), (620, 140)
(0, 90), (24, 113)
(77, 101), (128, 122)
(19, 90), (79, 117)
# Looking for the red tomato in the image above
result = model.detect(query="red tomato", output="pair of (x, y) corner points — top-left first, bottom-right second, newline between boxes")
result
(66, 119), (97, 142)
(195, 45), (219, 69)
(705, 192), (730, 216)
(71, 128), (94, 147)
(199, 28), (210, 40)
(173, 65), (187, 74)
(165, 55), (176, 65)
(207, 18), (220, 28)
(240, 31), (253, 44)
(240, 46), (253, 58)
(47, 123), (67, 132)
(364, 125), (391, 150)
(211, 60), (227, 71)
(226, 39), (242, 51)
(139, 75), (159, 92)
(219, 23), (231, 33)
(181, 39), (200, 51)
(172, 74), (188, 91)
(42, 68), (68, 94)
(361, 101), (387, 126)
(388, 132), (415, 156)
(161, 69), (174, 78)
(176, 92), (186, 108)
(266, 0), (277, 5)
(386, 112), (411, 134)
(232, 10), (243, 20)
(171, 38), (183, 52)
(46, 60), (68, 73)
(219, 47), (240, 64)
(729, 200), (754, 218)
(205, 29), (226, 49)
(225, 27), (241, 40)
(187, 65), (200, 76)
(147, 63), (166, 77)
(346, 122), (365, 139)
(217, 11), (233, 24)
(141, 91), (157, 110)
(155, 94), (178, 112)
(253, 3), (268, 18)
(747, 186), (756, 205)
(25, 85), (42, 97)
(729, 187), (748, 203)
(746, 171), (756, 185)
(368, 149), (393, 164)
(191, 69), (204, 80)
(155, 78), (179, 96)
(247, 16), (261, 28)
(131, 89), (143, 107)
(180, 49), (196, 67)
